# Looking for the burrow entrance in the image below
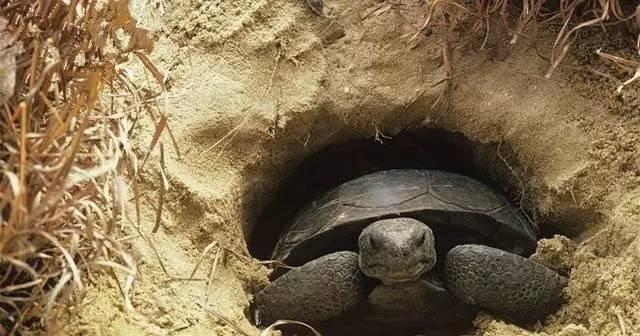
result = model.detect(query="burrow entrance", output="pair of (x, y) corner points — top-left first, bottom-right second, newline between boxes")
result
(248, 127), (577, 336)
(250, 127), (554, 260)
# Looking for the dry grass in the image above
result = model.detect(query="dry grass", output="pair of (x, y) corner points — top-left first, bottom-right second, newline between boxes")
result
(0, 0), (159, 334)
(419, 1), (640, 89)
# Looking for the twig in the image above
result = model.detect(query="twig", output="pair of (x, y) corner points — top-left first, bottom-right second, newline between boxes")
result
(616, 312), (627, 336)
(197, 301), (255, 336)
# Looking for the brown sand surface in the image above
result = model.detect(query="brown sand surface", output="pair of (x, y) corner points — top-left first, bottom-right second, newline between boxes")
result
(58, 1), (640, 335)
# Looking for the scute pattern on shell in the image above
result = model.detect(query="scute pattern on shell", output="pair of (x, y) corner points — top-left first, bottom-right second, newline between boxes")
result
(273, 170), (537, 265)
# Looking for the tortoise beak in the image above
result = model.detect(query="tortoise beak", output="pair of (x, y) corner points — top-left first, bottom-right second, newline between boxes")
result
(380, 263), (431, 284)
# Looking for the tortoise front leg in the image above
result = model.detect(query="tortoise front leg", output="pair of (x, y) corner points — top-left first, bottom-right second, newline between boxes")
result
(255, 251), (364, 324)
(444, 244), (568, 322)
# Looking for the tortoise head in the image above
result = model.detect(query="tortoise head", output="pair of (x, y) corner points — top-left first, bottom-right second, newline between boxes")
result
(358, 218), (436, 285)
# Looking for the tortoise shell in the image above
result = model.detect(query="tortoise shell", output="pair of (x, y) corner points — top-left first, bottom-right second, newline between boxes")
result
(272, 169), (537, 268)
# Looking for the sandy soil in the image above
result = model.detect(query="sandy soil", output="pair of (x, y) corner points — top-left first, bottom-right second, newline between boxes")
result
(57, 1), (640, 335)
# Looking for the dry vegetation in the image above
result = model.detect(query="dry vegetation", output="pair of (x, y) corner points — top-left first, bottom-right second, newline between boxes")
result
(418, 0), (639, 90)
(0, 0), (161, 334)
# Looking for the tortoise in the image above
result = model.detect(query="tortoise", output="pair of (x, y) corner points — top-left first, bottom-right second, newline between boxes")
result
(255, 169), (567, 331)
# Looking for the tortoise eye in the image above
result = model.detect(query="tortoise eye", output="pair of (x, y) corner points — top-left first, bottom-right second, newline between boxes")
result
(368, 235), (378, 249)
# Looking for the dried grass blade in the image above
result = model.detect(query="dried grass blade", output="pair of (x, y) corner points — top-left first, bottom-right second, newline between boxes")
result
(135, 52), (165, 89)
(44, 271), (72, 316)
(596, 48), (640, 69)
(197, 301), (255, 336)
(153, 142), (168, 233)
(205, 247), (222, 300)
(139, 113), (167, 172)
(1, 256), (39, 280)
(52, 114), (90, 187)
(16, 101), (28, 230)
(615, 68), (640, 93)
(28, 230), (84, 292)
(189, 241), (219, 280)
(0, 279), (43, 292)
(94, 261), (136, 275)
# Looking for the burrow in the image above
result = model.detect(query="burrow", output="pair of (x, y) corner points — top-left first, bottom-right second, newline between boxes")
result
(239, 121), (601, 336)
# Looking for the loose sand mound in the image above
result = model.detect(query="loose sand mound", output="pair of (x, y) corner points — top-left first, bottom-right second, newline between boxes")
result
(59, 1), (640, 335)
